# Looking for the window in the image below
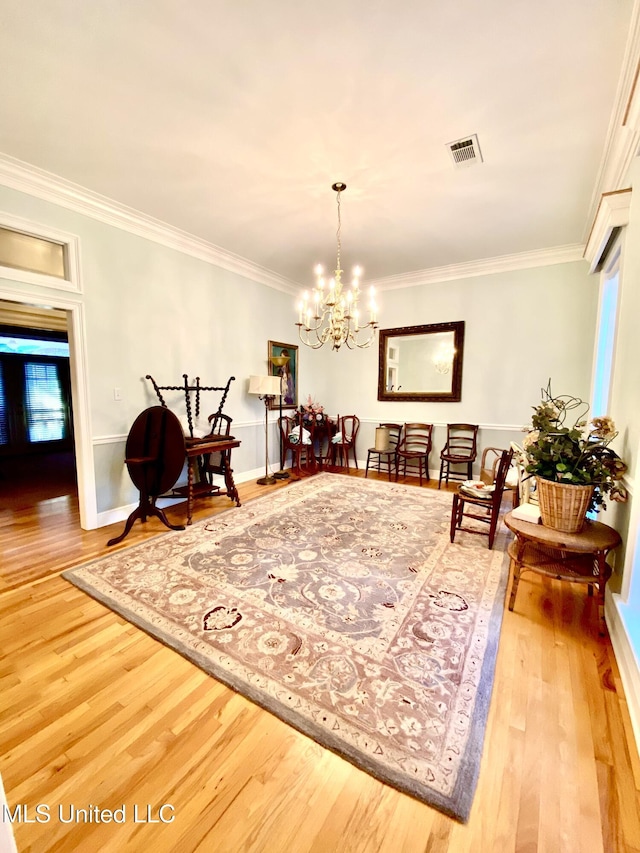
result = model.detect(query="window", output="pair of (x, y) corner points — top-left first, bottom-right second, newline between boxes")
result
(0, 363), (7, 445)
(0, 214), (81, 294)
(591, 243), (620, 417)
(24, 362), (66, 443)
(0, 329), (71, 454)
(0, 227), (66, 279)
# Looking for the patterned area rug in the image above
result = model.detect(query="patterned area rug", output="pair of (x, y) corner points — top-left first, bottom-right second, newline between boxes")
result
(63, 473), (509, 822)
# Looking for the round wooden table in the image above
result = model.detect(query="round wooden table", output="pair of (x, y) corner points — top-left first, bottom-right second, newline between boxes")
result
(504, 510), (621, 633)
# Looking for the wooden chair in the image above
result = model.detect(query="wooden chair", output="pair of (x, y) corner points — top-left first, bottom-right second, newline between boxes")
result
(199, 413), (233, 487)
(395, 423), (433, 485)
(278, 415), (315, 475)
(366, 423), (402, 480)
(333, 415), (360, 469)
(480, 445), (519, 507)
(449, 447), (514, 549)
(438, 423), (479, 488)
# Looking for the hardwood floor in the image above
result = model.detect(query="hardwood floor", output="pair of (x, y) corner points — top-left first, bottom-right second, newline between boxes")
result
(1, 467), (639, 852)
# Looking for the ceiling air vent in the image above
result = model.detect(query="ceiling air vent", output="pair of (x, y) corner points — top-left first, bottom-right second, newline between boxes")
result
(446, 134), (483, 168)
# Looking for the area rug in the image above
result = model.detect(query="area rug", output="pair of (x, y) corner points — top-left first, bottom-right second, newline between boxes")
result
(63, 473), (509, 822)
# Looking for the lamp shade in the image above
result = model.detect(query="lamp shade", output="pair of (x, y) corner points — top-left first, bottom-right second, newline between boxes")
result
(248, 375), (281, 396)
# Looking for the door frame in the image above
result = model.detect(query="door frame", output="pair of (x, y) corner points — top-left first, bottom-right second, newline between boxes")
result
(0, 284), (96, 529)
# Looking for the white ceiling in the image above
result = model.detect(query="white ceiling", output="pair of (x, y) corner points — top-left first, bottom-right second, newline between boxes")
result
(0, 1), (636, 288)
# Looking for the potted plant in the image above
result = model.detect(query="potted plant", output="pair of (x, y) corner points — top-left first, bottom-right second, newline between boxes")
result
(523, 382), (627, 532)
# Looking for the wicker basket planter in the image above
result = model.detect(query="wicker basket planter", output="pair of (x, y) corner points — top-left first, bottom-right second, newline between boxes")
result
(536, 478), (594, 534)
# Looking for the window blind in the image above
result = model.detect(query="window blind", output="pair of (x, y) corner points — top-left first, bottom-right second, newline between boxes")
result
(0, 364), (7, 445)
(24, 362), (66, 443)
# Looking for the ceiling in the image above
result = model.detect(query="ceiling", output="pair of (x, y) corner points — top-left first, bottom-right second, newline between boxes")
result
(0, 1), (637, 288)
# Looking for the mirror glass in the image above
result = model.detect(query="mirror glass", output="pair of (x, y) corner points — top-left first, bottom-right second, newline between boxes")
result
(377, 321), (465, 402)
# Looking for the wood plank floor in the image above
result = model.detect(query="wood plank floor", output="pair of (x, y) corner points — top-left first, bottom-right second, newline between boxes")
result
(1, 467), (639, 852)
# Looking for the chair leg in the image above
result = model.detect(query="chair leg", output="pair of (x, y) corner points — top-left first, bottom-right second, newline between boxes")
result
(365, 451), (371, 478)
(438, 460), (444, 488)
(487, 510), (499, 549)
(450, 494), (460, 542)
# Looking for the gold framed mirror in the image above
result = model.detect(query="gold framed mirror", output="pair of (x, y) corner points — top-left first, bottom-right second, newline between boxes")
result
(377, 321), (465, 402)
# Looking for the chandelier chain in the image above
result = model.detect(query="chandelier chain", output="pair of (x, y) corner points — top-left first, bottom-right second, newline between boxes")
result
(335, 189), (342, 273)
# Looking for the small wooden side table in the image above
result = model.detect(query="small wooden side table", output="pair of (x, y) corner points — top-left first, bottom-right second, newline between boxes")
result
(504, 511), (621, 633)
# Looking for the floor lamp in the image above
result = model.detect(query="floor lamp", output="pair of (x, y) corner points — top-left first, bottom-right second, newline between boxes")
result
(248, 374), (281, 485)
(269, 354), (290, 480)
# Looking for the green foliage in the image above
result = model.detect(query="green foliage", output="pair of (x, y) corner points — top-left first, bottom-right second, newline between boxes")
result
(523, 381), (627, 511)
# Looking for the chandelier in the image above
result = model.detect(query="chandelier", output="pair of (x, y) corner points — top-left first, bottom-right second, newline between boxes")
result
(296, 182), (378, 351)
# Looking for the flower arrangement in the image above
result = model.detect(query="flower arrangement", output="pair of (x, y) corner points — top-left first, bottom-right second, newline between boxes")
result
(523, 382), (627, 512)
(300, 395), (325, 424)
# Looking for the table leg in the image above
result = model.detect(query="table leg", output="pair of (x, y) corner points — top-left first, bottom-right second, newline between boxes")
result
(223, 455), (241, 507)
(187, 457), (194, 525)
(508, 559), (521, 611)
(595, 552), (612, 637)
(508, 538), (526, 612)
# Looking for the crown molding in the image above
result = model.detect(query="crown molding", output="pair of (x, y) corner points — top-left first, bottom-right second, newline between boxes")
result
(583, 0), (640, 240)
(369, 244), (585, 291)
(0, 154), (300, 295)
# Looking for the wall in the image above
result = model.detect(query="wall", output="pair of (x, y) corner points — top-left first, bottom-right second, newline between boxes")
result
(303, 259), (599, 468)
(1, 182), (600, 523)
(0, 184), (297, 523)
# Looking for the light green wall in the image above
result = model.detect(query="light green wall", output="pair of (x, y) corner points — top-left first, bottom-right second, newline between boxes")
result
(0, 183), (601, 522)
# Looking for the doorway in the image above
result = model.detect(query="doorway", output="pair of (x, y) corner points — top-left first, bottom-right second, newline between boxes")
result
(0, 291), (96, 529)
(0, 318), (77, 508)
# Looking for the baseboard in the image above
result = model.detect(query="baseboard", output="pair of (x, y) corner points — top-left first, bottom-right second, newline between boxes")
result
(95, 466), (266, 528)
(605, 590), (640, 758)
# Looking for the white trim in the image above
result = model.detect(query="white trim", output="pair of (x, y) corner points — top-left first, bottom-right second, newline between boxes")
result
(0, 210), (82, 293)
(358, 417), (524, 432)
(0, 154), (300, 295)
(584, 2), (640, 232)
(584, 189), (632, 273)
(606, 592), (640, 759)
(369, 244), (585, 291)
(0, 285), (97, 529)
(0, 155), (590, 295)
(623, 58), (640, 131)
(96, 465), (266, 528)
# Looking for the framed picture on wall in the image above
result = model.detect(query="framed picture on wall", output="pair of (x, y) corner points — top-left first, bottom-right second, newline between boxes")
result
(268, 341), (298, 410)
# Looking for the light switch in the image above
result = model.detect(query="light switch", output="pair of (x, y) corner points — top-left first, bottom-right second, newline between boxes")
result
(113, 387), (122, 401)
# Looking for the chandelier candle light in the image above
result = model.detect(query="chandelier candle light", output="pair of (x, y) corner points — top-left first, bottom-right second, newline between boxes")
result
(296, 182), (379, 351)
